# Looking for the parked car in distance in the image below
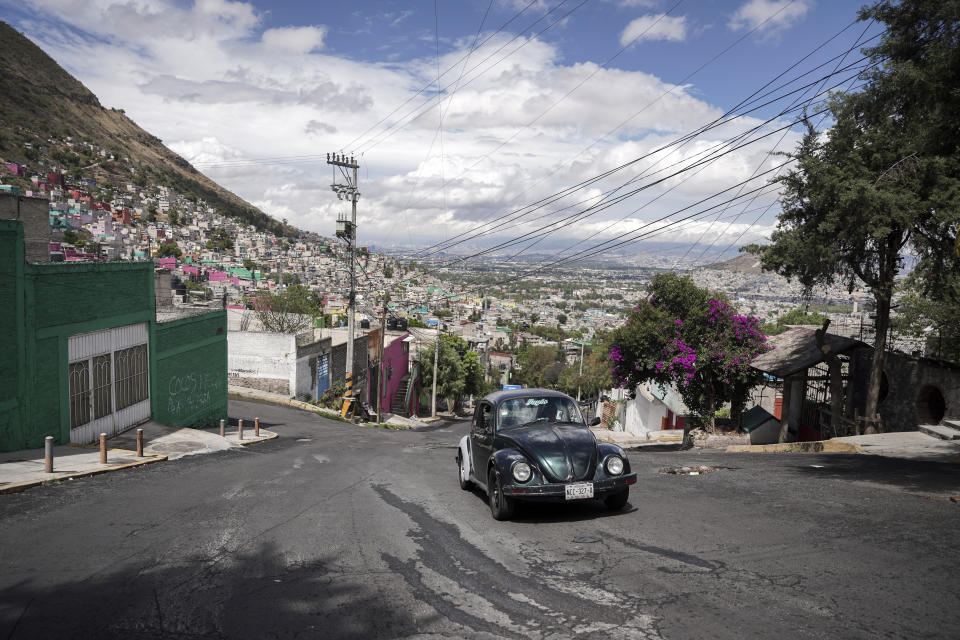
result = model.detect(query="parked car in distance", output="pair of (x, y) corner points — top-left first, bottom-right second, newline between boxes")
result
(457, 388), (637, 520)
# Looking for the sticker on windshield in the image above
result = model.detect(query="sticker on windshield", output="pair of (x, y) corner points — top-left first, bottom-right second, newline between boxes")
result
(526, 398), (548, 406)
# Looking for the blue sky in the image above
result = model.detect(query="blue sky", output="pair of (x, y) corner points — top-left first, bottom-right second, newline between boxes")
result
(1, 0), (880, 262)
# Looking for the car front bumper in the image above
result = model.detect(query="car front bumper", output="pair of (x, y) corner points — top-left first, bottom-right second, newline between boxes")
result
(501, 473), (637, 501)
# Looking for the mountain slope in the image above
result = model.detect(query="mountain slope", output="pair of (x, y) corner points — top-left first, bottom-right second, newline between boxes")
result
(702, 252), (765, 274)
(0, 21), (292, 236)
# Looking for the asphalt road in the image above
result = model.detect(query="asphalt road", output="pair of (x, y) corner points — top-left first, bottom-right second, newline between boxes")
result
(1, 399), (959, 639)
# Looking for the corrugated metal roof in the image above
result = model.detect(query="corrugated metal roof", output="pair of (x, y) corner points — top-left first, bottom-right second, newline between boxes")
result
(749, 327), (867, 378)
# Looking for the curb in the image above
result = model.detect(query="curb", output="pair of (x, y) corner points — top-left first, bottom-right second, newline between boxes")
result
(229, 389), (350, 422)
(0, 453), (168, 495)
(233, 431), (280, 446)
(726, 441), (864, 454)
(229, 389), (412, 429)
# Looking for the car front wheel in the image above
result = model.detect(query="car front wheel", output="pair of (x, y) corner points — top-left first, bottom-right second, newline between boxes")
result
(604, 488), (629, 510)
(488, 468), (515, 521)
(458, 452), (471, 490)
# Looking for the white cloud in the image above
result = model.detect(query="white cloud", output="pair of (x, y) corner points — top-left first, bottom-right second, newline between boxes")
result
(620, 13), (687, 46)
(11, 0), (791, 253)
(260, 26), (327, 54)
(728, 0), (812, 36)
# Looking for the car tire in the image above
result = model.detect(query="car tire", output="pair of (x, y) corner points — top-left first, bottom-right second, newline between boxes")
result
(458, 452), (471, 490)
(604, 489), (629, 510)
(488, 468), (515, 521)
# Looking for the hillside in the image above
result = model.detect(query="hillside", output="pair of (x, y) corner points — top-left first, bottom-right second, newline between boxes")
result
(0, 21), (292, 236)
(702, 252), (766, 275)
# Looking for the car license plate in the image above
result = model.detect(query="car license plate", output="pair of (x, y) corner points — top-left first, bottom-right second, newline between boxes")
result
(565, 482), (594, 500)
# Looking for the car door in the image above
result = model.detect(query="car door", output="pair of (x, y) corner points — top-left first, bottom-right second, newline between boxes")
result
(471, 401), (494, 484)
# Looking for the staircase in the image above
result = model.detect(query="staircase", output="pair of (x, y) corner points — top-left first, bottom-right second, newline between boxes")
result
(391, 375), (412, 417)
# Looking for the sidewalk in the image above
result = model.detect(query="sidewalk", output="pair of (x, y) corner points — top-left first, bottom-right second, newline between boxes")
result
(0, 420), (277, 495)
(832, 431), (960, 463)
(594, 426), (960, 464)
(0, 442), (165, 495)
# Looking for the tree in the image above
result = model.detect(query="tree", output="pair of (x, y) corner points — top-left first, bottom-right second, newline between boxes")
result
(750, 0), (960, 431)
(420, 334), (466, 410)
(557, 313), (567, 325)
(608, 274), (769, 446)
(383, 265), (394, 279)
(516, 346), (561, 389)
(530, 313), (540, 325)
(242, 258), (258, 272)
(253, 285), (321, 334)
(893, 275), (960, 363)
(206, 229), (234, 252)
(761, 307), (828, 336)
(462, 350), (486, 399)
(154, 241), (182, 258)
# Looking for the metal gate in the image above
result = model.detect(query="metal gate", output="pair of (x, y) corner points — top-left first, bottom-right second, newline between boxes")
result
(68, 323), (150, 443)
(316, 353), (330, 400)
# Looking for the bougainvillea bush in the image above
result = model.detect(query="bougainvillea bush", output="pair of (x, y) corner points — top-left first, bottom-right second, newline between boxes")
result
(608, 274), (771, 439)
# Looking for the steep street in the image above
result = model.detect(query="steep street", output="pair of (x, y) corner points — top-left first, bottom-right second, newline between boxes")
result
(1, 399), (958, 639)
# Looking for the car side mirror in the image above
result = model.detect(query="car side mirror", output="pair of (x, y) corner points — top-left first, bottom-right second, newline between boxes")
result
(589, 417), (601, 426)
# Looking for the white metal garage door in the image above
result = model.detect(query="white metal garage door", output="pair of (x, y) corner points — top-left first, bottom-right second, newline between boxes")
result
(68, 322), (150, 444)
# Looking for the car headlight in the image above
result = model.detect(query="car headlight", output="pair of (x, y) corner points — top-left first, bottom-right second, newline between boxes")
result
(512, 461), (532, 483)
(605, 456), (624, 476)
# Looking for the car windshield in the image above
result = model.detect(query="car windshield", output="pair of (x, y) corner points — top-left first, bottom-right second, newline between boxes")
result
(498, 396), (585, 430)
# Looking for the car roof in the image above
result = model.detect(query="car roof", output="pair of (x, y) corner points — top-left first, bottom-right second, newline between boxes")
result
(481, 388), (575, 405)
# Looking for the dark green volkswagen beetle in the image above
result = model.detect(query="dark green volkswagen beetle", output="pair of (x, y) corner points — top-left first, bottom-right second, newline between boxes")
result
(457, 388), (636, 520)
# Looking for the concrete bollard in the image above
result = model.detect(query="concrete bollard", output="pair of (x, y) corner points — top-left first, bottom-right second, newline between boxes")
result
(99, 433), (107, 464)
(255, 417), (260, 438)
(136, 428), (144, 457)
(238, 419), (244, 441)
(219, 418), (225, 438)
(44, 436), (54, 473)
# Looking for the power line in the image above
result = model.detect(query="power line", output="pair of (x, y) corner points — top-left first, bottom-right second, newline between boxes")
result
(408, 34), (879, 258)
(420, 61), (870, 265)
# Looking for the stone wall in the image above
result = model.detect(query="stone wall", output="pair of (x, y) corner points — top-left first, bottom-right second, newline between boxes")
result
(849, 348), (960, 431)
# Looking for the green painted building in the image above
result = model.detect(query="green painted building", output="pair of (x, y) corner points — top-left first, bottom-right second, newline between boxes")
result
(0, 216), (228, 452)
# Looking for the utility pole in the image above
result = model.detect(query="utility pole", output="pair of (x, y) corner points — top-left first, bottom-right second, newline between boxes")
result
(576, 339), (585, 402)
(328, 152), (360, 418)
(431, 315), (440, 418)
(377, 296), (388, 425)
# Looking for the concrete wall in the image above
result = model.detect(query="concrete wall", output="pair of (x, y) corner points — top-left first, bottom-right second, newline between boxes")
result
(0, 221), (26, 451)
(330, 334), (370, 401)
(0, 193), (49, 262)
(152, 311), (228, 428)
(0, 219), (158, 450)
(295, 338), (332, 401)
(623, 384), (668, 437)
(857, 350), (960, 431)
(378, 334), (410, 413)
(228, 331), (296, 396)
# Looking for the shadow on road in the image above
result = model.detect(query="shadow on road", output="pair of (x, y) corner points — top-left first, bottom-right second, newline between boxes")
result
(787, 454), (960, 495)
(0, 541), (428, 639)
(464, 484), (637, 523)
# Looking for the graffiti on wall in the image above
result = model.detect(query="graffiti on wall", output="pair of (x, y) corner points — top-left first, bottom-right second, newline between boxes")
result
(166, 370), (223, 418)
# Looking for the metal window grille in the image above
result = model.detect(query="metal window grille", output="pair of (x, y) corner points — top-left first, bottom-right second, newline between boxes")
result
(92, 354), (112, 419)
(115, 344), (148, 410)
(69, 360), (91, 429)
